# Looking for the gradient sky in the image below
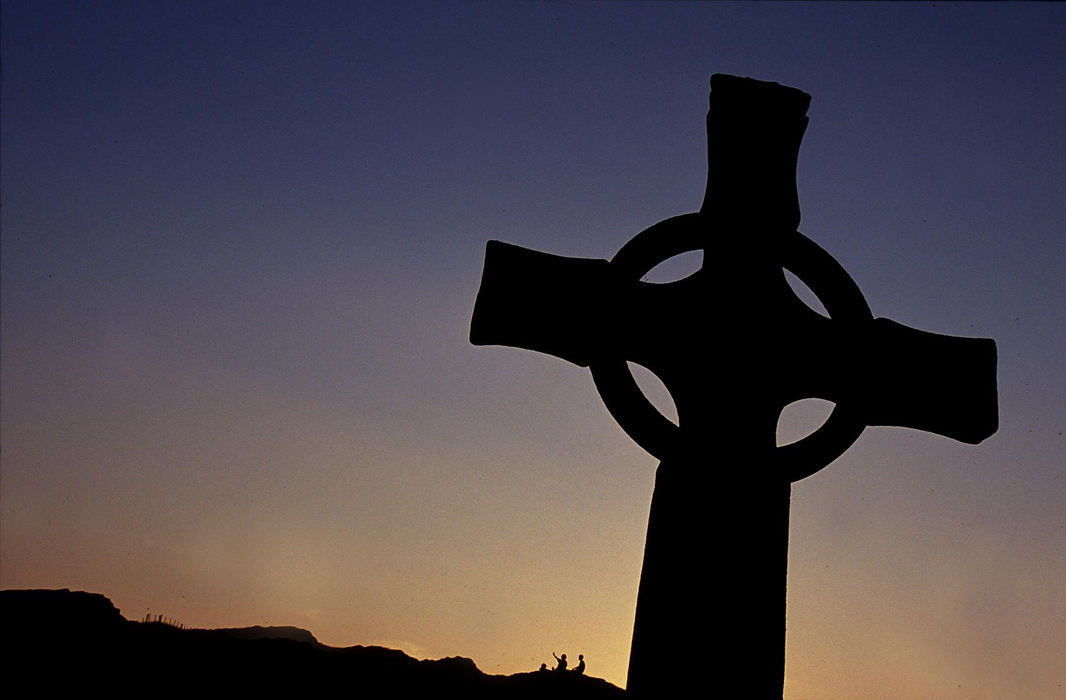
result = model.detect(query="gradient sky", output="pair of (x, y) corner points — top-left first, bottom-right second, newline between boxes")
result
(2, 3), (1064, 697)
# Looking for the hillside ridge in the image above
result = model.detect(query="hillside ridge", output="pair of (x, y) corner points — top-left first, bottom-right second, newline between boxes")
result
(1, 588), (624, 698)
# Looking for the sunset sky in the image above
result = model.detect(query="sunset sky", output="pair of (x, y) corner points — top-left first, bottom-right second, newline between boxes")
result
(2, 3), (1064, 697)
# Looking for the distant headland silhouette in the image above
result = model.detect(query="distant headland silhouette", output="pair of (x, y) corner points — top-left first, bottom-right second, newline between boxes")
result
(1, 589), (623, 698)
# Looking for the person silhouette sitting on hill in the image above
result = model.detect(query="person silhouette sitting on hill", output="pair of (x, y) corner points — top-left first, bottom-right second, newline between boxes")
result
(573, 654), (585, 675)
(553, 652), (567, 672)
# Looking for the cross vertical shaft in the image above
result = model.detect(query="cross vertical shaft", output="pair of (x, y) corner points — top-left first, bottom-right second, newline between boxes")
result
(625, 74), (813, 699)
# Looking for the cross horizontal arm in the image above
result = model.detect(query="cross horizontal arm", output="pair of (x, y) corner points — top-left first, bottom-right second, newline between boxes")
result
(852, 318), (998, 444)
(470, 240), (619, 367)
(771, 315), (997, 445)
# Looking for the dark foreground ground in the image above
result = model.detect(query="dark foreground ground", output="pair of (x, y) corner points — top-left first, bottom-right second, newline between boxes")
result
(1, 589), (625, 698)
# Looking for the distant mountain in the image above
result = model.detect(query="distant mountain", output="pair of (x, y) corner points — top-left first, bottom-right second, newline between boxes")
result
(0, 589), (625, 698)
(210, 624), (319, 645)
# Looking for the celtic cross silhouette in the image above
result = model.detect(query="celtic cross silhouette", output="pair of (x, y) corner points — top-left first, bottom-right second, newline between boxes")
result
(469, 74), (998, 697)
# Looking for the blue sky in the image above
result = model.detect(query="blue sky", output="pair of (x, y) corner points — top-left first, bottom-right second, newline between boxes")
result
(3, 3), (1064, 696)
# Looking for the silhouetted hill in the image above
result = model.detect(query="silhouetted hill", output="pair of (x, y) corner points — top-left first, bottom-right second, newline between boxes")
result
(1, 589), (625, 698)
(212, 624), (319, 645)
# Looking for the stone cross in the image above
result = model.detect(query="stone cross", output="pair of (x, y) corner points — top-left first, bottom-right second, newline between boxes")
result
(469, 74), (998, 698)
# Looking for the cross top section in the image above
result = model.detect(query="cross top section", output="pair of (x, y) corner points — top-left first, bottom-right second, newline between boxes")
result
(471, 74), (996, 480)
